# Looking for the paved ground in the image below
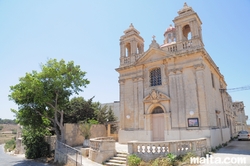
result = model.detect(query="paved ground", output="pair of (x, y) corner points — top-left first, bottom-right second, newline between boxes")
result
(198, 140), (250, 166)
(0, 144), (51, 166)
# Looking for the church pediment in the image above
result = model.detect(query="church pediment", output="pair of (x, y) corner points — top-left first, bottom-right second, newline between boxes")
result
(143, 89), (170, 103)
(136, 47), (166, 65)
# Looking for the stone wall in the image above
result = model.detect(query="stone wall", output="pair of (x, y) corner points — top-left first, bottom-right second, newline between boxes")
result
(89, 137), (116, 164)
(45, 135), (56, 151)
(64, 123), (107, 146)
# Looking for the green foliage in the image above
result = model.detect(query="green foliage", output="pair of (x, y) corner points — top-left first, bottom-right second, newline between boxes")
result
(181, 152), (197, 164)
(0, 125), (3, 130)
(95, 104), (108, 124)
(22, 127), (50, 159)
(9, 59), (89, 141)
(222, 142), (227, 147)
(166, 153), (177, 165)
(151, 157), (171, 166)
(4, 138), (16, 152)
(0, 118), (16, 124)
(128, 154), (141, 166)
(95, 104), (117, 124)
(139, 161), (151, 166)
(64, 96), (97, 123)
(12, 129), (17, 134)
(78, 122), (92, 139)
(211, 147), (216, 152)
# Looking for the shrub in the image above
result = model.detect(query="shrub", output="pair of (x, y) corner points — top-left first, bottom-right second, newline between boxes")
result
(23, 132), (50, 159)
(12, 129), (17, 134)
(4, 138), (16, 152)
(139, 161), (151, 166)
(0, 125), (3, 130)
(182, 152), (197, 164)
(211, 147), (216, 152)
(128, 154), (141, 166)
(151, 157), (171, 166)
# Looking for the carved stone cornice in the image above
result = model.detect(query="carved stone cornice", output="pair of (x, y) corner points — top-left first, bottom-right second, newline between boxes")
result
(143, 89), (170, 103)
(193, 63), (205, 70)
(168, 67), (183, 75)
(132, 76), (144, 82)
(118, 79), (125, 84)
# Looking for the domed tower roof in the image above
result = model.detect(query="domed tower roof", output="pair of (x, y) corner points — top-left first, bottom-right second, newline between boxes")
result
(164, 24), (176, 36)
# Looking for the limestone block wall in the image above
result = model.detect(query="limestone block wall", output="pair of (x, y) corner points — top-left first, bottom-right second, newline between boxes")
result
(209, 128), (230, 148)
(203, 65), (225, 127)
(118, 130), (151, 143)
(64, 123), (107, 146)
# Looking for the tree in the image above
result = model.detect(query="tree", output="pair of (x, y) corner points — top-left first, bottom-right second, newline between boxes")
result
(9, 59), (89, 142)
(64, 96), (97, 123)
(95, 104), (117, 124)
(95, 104), (108, 124)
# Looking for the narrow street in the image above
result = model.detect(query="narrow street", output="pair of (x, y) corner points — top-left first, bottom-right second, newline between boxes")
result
(198, 140), (250, 166)
(0, 144), (51, 166)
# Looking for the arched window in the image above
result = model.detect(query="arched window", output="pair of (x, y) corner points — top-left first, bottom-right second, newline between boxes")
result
(152, 106), (164, 114)
(150, 68), (162, 86)
(125, 43), (131, 57)
(182, 24), (191, 40)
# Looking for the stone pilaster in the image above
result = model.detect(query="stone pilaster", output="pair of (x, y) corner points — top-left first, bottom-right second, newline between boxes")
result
(119, 79), (125, 129)
(194, 63), (207, 127)
(138, 77), (144, 129)
(133, 77), (139, 129)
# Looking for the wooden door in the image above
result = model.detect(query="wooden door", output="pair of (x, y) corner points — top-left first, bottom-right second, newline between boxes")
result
(152, 114), (164, 141)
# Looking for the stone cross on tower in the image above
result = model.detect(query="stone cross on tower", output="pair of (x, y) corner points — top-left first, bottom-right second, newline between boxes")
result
(152, 35), (156, 41)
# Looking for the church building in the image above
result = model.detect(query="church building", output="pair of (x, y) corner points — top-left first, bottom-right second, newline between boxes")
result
(116, 3), (237, 147)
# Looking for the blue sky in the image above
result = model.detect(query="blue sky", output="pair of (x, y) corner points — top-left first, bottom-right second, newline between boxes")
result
(0, 0), (250, 124)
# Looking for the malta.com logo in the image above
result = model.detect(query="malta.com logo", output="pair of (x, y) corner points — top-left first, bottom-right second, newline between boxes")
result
(190, 154), (246, 165)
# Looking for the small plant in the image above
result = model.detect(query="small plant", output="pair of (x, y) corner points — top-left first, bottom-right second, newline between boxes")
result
(166, 153), (177, 164)
(182, 152), (197, 164)
(0, 125), (3, 130)
(79, 122), (92, 139)
(211, 147), (216, 152)
(139, 160), (151, 166)
(151, 157), (171, 166)
(12, 129), (17, 134)
(128, 154), (141, 166)
(4, 138), (16, 152)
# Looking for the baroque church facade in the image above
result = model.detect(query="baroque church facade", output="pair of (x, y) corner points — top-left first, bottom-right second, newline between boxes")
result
(115, 3), (245, 147)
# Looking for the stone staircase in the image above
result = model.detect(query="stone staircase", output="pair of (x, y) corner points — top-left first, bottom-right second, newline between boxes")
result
(104, 152), (127, 166)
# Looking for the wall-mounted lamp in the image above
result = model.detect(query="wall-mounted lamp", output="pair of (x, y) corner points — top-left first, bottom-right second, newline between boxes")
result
(189, 111), (194, 116)
(126, 115), (130, 119)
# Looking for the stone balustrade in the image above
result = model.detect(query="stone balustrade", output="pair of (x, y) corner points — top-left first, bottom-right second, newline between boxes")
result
(128, 138), (207, 161)
(89, 137), (116, 164)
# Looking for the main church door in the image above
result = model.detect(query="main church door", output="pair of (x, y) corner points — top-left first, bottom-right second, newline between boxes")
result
(152, 107), (164, 141)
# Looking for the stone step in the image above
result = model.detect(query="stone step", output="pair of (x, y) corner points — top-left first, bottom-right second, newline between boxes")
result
(108, 159), (126, 164)
(116, 153), (127, 158)
(105, 162), (126, 166)
(104, 152), (128, 166)
(112, 156), (127, 161)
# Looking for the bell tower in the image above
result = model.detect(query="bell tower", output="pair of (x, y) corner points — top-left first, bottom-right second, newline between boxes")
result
(173, 3), (204, 49)
(119, 23), (144, 67)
